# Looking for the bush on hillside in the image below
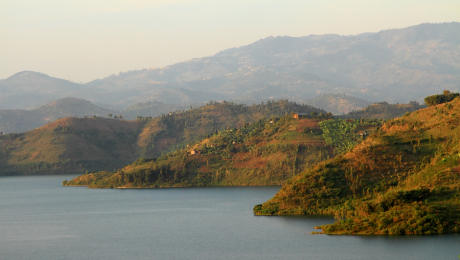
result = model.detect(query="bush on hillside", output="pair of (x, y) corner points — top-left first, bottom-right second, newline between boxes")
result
(424, 90), (459, 106)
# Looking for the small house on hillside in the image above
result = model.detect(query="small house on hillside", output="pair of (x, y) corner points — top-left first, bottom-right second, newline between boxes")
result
(292, 113), (309, 119)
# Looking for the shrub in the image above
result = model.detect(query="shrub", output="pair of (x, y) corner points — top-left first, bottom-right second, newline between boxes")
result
(424, 90), (459, 106)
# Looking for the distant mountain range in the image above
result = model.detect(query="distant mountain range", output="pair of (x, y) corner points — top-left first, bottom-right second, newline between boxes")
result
(1, 22), (459, 110)
(305, 94), (371, 114)
(0, 98), (191, 134)
(0, 98), (113, 133)
(0, 71), (94, 109)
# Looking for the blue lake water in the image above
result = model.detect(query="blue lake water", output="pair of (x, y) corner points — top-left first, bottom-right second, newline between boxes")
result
(1, 175), (459, 260)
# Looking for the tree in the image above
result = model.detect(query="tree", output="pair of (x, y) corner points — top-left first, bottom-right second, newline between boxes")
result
(424, 90), (459, 106)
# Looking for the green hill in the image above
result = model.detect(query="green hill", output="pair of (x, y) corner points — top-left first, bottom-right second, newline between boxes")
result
(254, 97), (460, 235)
(63, 114), (380, 188)
(0, 100), (324, 175)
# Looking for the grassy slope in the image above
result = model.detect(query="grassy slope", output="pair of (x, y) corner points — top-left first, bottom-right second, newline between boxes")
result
(254, 98), (460, 235)
(0, 117), (142, 175)
(64, 115), (380, 188)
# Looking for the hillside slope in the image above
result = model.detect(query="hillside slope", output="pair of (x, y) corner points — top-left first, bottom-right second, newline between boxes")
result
(135, 100), (325, 158)
(0, 117), (143, 175)
(254, 97), (460, 235)
(64, 116), (333, 187)
(63, 114), (380, 188)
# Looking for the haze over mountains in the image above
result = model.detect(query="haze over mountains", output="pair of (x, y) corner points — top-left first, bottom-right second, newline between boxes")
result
(0, 71), (95, 109)
(1, 22), (459, 111)
(0, 98), (115, 133)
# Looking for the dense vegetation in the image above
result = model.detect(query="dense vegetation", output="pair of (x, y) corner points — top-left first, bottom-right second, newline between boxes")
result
(0, 100), (324, 175)
(342, 101), (424, 120)
(424, 90), (459, 106)
(254, 97), (460, 235)
(63, 114), (380, 188)
(320, 119), (381, 154)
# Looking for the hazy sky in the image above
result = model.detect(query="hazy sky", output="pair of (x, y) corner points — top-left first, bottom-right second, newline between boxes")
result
(2, 0), (459, 82)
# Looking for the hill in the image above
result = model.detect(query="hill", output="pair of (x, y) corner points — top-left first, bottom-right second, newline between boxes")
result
(0, 117), (143, 175)
(306, 94), (371, 115)
(36, 97), (114, 118)
(0, 71), (95, 109)
(135, 100), (325, 158)
(2, 23), (460, 110)
(0, 100), (323, 175)
(342, 101), (424, 120)
(63, 114), (380, 188)
(254, 97), (460, 235)
(0, 98), (115, 133)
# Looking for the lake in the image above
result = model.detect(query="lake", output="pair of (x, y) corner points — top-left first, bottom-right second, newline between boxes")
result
(1, 175), (459, 260)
